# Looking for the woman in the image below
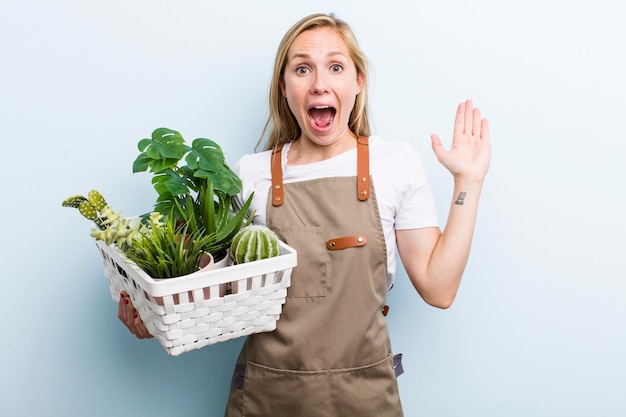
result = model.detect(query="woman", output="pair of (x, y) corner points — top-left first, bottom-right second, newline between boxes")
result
(120, 13), (491, 416)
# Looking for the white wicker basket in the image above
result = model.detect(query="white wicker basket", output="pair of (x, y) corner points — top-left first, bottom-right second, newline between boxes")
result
(96, 238), (296, 356)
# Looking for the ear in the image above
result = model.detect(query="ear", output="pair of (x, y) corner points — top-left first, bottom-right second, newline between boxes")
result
(356, 72), (364, 95)
(279, 78), (287, 97)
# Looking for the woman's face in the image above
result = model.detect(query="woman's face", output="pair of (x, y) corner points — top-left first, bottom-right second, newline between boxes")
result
(281, 27), (363, 146)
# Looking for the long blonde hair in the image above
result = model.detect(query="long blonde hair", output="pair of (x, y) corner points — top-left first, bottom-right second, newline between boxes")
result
(258, 13), (371, 151)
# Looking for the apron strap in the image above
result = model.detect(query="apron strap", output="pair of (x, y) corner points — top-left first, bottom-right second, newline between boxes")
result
(271, 145), (284, 207)
(270, 137), (370, 206)
(357, 137), (370, 201)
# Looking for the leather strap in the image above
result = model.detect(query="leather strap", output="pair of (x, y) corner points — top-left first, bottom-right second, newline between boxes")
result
(271, 145), (284, 206)
(357, 136), (370, 201)
(326, 234), (367, 250)
(271, 137), (370, 206)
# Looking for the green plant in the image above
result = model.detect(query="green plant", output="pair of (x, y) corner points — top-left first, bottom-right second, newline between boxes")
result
(62, 189), (210, 279)
(230, 225), (281, 264)
(132, 128), (254, 258)
(62, 190), (144, 249)
(122, 219), (214, 279)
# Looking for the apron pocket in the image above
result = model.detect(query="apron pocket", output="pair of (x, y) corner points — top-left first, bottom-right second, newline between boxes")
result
(242, 361), (330, 417)
(329, 354), (403, 417)
(274, 226), (329, 298)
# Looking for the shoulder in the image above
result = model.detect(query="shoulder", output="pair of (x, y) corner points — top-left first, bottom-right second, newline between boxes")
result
(368, 135), (425, 171)
(232, 149), (272, 180)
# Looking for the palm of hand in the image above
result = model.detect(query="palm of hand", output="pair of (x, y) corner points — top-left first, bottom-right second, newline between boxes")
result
(431, 100), (491, 182)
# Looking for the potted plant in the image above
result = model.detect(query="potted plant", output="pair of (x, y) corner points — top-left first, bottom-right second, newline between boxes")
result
(62, 128), (255, 279)
(62, 189), (208, 279)
(132, 127), (254, 262)
(61, 129), (298, 355)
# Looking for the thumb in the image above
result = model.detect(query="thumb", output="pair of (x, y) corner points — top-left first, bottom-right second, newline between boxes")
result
(430, 134), (446, 162)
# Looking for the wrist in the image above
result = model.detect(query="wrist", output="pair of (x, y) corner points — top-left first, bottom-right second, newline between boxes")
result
(453, 175), (485, 189)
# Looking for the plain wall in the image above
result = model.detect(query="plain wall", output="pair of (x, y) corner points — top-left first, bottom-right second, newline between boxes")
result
(2, 0), (624, 416)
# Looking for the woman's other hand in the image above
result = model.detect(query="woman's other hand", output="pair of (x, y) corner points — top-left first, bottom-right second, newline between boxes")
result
(118, 292), (153, 339)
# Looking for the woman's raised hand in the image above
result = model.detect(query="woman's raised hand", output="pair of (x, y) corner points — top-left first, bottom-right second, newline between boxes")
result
(431, 99), (491, 183)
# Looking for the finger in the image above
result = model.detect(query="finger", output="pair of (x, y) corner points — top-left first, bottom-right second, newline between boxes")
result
(453, 102), (465, 137)
(431, 133), (443, 151)
(430, 134), (446, 163)
(117, 300), (125, 324)
(134, 314), (153, 339)
(120, 293), (139, 333)
(472, 107), (482, 137)
(118, 292), (130, 324)
(464, 99), (473, 135)
(481, 118), (490, 141)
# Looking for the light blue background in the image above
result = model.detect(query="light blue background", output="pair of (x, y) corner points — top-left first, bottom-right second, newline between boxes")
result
(2, 1), (624, 416)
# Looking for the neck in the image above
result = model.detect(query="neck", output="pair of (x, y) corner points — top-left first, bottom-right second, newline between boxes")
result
(288, 133), (358, 165)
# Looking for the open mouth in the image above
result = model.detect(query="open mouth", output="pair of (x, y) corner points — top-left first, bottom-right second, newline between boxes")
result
(308, 106), (336, 128)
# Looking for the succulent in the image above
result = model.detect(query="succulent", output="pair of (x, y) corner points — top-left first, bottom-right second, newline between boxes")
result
(121, 218), (212, 279)
(62, 190), (152, 249)
(230, 225), (280, 264)
(62, 190), (110, 229)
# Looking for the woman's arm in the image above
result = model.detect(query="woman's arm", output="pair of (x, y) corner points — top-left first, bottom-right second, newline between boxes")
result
(396, 99), (491, 309)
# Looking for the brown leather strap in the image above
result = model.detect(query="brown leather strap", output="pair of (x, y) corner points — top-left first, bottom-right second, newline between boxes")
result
(270, 145), (284, 206)
(326, 234), (367, 250)
(272, 138), (369, 206)
(357, 136), (370, 201)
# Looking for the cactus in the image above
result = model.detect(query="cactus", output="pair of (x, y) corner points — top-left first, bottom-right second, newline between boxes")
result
(62, 190), (111, 229)
(61, 190), (156, 248)
(230, 225), (280, 264)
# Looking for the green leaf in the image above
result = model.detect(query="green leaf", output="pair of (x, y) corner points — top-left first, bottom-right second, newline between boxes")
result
(78, 201), (97, 220)
(150, 128), (187, 158)
(186, 138), (225, 171)
(62, 195), (88, 208)
(136, 138), (152, 152)
(152, 169), (193, 196)
(200, 181), (216, 235)
(132, 154), (152, 173)
(132, 128), (190, 174)
(88, 190), (107, 211)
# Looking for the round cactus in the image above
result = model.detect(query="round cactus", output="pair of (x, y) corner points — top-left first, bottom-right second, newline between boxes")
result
(231, 225), (281, 264)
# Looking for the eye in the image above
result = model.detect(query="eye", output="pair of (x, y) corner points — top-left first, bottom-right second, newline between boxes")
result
(330, 64), (343, 73)
(295, 66), (310, 75)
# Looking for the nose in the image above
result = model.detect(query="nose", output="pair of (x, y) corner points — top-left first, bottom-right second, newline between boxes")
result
(311, 70), (330, 94)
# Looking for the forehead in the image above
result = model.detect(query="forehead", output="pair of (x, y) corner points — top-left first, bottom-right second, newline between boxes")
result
(288, 27), (350, 59)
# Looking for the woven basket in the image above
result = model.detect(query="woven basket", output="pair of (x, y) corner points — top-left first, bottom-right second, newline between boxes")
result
(95, 237), (296, 356)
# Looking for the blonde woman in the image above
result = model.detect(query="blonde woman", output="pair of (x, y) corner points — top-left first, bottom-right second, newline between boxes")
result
(120, 13), (491, 417)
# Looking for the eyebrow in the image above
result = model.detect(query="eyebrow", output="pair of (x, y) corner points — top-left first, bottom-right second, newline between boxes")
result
(290, 50), (348, 60)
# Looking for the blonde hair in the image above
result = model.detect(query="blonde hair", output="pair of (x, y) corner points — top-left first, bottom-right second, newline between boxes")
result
(258, 13), (371, 151)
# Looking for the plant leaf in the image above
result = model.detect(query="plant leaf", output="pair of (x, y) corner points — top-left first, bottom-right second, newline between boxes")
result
(132, 128), (189, 174)
(186, 138), (225, 170)
(62, 195), (88, 208)
(78, 201), (97, 220)
(152, 169), (193, 196)
(88, 190), (107, 211)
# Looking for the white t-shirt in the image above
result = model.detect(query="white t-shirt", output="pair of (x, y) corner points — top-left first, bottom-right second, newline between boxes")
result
(233, 135), (439, 287)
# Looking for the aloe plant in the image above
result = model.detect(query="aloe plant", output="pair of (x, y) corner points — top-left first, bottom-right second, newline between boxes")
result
(122, 219), (214, 279)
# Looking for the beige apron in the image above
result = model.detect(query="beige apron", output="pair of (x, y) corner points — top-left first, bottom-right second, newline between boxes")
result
(224, 138), (403, 417)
